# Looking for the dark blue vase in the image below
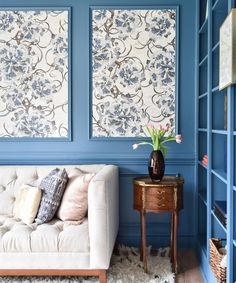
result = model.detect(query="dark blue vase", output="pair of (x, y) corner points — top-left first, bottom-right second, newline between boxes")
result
(148, 150), (165, 182)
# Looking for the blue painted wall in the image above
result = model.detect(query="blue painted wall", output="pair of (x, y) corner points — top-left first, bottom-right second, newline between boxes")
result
(0, 0), (196, 248)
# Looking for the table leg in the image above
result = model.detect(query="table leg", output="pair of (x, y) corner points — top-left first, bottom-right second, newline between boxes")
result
(140, 211), (143, 261)
(173, 211), (178, 274)
(140, 210), (147, 273)
(170, 213), (174, 263)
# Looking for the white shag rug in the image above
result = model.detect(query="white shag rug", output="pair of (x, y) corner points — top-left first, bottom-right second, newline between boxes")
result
(0, 246), (174, 283)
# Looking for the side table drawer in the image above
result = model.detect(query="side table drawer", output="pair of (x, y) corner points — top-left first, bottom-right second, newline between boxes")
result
(133, 185), (143, 210)
(134, 185), (183, 212)
(145, 187), (176, 211)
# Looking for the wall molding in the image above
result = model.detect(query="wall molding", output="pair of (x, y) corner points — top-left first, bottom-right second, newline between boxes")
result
(0, 152), (196, 166)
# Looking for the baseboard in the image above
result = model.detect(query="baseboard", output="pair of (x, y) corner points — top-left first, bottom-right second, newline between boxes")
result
(117, 222), (195, 249)
(117, 234), (195, 250)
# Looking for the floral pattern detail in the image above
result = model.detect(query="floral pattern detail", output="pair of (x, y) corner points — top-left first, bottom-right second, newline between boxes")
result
(0, 44), (33, 82)
(92, 9), (177, 137)
(0, 10), (69, 138)
(94, 97), (148, 136)
(0, 12), (17, 33)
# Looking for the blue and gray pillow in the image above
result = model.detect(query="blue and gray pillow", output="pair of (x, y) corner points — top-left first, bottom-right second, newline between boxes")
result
(35, 168), (68, 224)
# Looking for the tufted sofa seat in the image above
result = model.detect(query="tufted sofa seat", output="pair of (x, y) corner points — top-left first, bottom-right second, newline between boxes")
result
(0, 216), (89, 253)
(0, 164), (119, 283)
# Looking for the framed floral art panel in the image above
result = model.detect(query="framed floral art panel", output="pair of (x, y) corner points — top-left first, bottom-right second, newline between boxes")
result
(0, 8), (71, 139)
(219, 9), (236, 91)
(90, 6), (179, 138)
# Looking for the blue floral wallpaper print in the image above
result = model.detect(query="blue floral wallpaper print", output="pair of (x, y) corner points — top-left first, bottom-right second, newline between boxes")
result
(92, 9), (177, 137)
(0, 10), (68, 138)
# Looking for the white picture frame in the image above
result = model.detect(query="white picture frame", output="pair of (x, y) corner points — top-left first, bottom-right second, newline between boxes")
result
(219, 9), (236, 91)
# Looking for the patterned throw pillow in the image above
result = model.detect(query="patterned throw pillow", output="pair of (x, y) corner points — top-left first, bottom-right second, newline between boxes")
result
(57, 168), (94, 223)
(35, 168), (68, 224)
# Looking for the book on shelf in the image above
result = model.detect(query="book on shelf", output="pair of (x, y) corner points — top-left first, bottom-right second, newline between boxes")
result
(214, 208), (227, 227)
(214, 201), (227, 217)
(201, 154), (208, 166)
(213, 200), (227, 228)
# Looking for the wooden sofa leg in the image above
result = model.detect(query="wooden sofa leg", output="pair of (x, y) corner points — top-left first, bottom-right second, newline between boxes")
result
(99, 270), (107, 283)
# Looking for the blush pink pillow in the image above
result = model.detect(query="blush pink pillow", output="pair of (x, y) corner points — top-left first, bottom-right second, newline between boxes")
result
(57, 168), (94, 223)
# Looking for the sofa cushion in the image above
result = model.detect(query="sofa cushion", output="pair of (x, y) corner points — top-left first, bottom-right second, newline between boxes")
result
(0, 165), (106, 216)
(35, 168), (68, 224)
(14, 184), (42, 225)
(57, 168), (94, 223)
(0, 215), (89, 252)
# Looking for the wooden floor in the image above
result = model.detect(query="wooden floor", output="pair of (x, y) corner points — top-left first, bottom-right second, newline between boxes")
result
(176, 250), (205, 283)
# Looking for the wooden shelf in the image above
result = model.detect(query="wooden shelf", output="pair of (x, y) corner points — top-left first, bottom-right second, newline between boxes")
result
(198, 128), (207, 132)
(211, 209), (227, 233)
(199, 19), (208, 34)
(212, 0), (228, 12)
(199, 92), (208, 99)
(212, 86), (219, 93)
(211, 169), (227, 184)
(212, 0), (221, 11)
(212, 41), (219, 52)
(198, 191), (207, 206)
(212, 129), (227, 135)
(198, 160), (207, 169)
(199, 55), (208, 67)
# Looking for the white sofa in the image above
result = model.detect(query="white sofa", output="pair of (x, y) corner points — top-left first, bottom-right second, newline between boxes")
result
(0, 164), (119, 283)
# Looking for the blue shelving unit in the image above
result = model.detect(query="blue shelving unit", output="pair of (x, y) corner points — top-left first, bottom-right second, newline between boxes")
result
(196, 0), (236, 282)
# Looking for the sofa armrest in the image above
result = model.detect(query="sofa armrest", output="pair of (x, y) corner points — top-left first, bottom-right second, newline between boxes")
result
(88, 165), (119, 269)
